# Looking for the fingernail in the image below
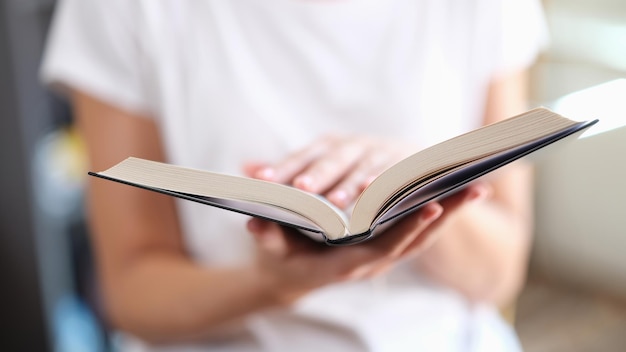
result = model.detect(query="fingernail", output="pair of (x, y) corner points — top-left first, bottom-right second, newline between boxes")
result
(328, 189), (348, 207)
(294, 175), (314, 191)
(247, 219), (261, 232)
(468, 190), (481, 201)
(256, 167), (275, 181)
(467, 186), (486, 201)
(363, 175), (377, 187)
(421, 204), (442, 221)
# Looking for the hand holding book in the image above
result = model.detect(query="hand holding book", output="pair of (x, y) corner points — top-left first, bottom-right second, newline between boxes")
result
(246, 183), (489, 303)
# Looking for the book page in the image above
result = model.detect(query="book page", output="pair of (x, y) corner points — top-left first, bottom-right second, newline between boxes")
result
(348, 108), (587, 235)
(94, 157), (350, 240)
(191, 195), (325, 232)
(372, 120), (595, 230)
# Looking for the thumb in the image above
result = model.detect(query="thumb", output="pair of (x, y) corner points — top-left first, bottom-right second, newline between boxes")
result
(247, 218), (289, 256)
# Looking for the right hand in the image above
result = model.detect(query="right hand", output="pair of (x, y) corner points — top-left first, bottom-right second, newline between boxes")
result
(246, 183), (489, 304)
(244, 134), (419, 209)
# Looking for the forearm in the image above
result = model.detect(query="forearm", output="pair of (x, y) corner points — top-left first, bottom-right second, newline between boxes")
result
(417, 69), (535, 306)
(101, 253), (278, 344)
(416, 195), (532, 306)
(73, 92), (283, 343)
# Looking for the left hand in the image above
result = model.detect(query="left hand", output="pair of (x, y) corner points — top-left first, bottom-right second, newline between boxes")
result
(245, 181), (491, 305)
(243, 134), (419, 209)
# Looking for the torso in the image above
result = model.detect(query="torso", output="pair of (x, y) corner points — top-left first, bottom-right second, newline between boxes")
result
(121, 1), (519, 350)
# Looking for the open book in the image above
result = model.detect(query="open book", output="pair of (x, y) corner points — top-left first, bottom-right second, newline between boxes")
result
(90, 108), (597, 245)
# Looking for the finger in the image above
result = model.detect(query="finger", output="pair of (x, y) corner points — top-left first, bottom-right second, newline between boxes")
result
(326, 149), (396, 208)
(248, 219), (319, 257)
(243, 161), (268, 178)
(361, 175), (378, 189)
(325, 169), (367, 209)
(247, 218), (290, 256)
(254, 136), (334, 184)
(353, 149), (418, 196)
(398, 183), (491, 258)
(334, 202), (443, 270)
(437, 181), (491, 210)
(293, 137), (367, 194)
(465, 181), (493, 201)
(397, 218), (442, 258)
(373, 202), (443, 258)
(247, 218), (326, 257)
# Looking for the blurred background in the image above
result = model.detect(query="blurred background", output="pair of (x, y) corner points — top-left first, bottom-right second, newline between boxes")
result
(0, 0), (624, 351)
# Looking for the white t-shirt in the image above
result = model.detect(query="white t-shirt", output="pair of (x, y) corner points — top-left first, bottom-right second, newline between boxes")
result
(42, 0), (547, 351)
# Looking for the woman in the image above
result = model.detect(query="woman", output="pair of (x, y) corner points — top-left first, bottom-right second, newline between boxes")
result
(43, 0), (547, 350)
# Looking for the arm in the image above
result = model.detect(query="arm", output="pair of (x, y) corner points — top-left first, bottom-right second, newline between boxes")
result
(74, 91), (464, 343)
(74, 91), (281, 343)
(245, 72), (533, 306)
(414, 70), (534, 307)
